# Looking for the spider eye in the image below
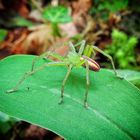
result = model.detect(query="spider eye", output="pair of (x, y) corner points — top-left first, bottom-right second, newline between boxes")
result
(82, 56), (100, 71)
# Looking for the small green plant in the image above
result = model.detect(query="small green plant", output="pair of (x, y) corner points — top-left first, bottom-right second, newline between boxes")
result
(6, 40), (118, 107)
(105, 29), (138, 69)
(31, 0), (72, 37)
(42, 6), (72, 37)
(90, 0), (128, 20)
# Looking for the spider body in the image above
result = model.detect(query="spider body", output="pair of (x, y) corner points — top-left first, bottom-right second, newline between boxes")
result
(65, 51), (100, 71)
(6, 40), (117, 107)
(64, 52), (82, 66)
(81, 55), (100, 71)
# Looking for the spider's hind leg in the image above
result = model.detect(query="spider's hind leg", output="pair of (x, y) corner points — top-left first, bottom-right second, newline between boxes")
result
(92, 45), (119, 76)
(84, 61), (90, 108)
(92, 45), (124, 79)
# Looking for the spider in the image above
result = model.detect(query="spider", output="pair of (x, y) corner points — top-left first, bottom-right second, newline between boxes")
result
(6, 40), (118, 107)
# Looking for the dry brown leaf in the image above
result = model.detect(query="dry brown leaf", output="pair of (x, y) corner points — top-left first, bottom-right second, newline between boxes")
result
(0, 20), (77, 59)
(59, 22), (78, 38)
(72, 0), (92, 14)
(71, 0), (92, 29)
(23, 24), (54, 54)
(0, 28), (30, 59)
(24, 22), (79, 55)
(24, 125), (46, 139)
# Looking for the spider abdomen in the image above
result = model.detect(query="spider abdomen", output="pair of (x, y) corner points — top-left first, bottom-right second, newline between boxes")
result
(81, 55), (100, 71)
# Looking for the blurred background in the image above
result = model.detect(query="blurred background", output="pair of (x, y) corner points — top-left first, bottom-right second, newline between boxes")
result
(0, 0), (140, 139)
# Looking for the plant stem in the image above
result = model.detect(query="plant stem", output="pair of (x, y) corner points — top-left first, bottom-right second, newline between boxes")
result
(51, 23), (62, 37)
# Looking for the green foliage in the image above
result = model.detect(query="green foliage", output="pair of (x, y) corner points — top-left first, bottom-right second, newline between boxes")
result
(0, 112), (17, 134)
(43, 6), (72, 23)
(110, 69), (140, 89)
(42, 6), (72, 37)
(118, 12), (140, 39)
(105, 29), (138, 69)
(99, 0), (128, 13)
(0, 29), (8, 42)
(129, 0), (140, 12)
(0, 55), (140, 139)
(90, 0), (128, 20)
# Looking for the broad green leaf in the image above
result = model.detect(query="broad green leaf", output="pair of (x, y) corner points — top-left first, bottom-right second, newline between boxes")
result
(0, 29), (8, 42)
(116, 69), (140, 82)
(0, 55), (140, 139)
(0, 111), (10, 122)
(42, 6), (72, 23)
(109, 69), (140, 88)
(117, 69), (140, 88)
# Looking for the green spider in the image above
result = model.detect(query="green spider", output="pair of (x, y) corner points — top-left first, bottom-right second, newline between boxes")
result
(6, 40), (118, 107)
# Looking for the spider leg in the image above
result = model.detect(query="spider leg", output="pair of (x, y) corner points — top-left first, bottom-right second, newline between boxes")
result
(84, 61), (90, 108)
(59, 64), (73, 104)
(43, 52), (64, 62)
(6, 62), (65, 93)
(31, 51), (52, 71)
(92, 45), (118, 76)
(69, 40), (86, 55)
(78, 40), (86, 55)
(31, 43), (66, 71)
(69, 42), (76, 53)
(84, 45), (94, 58)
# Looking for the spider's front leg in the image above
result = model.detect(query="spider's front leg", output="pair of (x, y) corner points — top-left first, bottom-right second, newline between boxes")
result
(6, 63), (50, 93)
(59, 64), (73, 104)
(6, 62), (65, 93)
(32, 49), (66, 72)
(6, 71), (35, 93)
(31, 51), (52, 72)
(31, 43), (66, 71)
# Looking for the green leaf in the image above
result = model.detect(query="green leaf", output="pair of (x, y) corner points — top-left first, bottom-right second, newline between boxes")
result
(99, 0), (128, 13)
(116, 69), (140, 88)
(0, 112), (10, 122)
(0, 55), (140, 139)
(0, 29), (8, 42)
(0, 112), (17, 134)
(0, 121), (12, 134)
(42, 6), (72, 23)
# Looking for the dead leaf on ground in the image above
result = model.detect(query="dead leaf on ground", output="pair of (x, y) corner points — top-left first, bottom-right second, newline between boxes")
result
(24, 23), (77, 55)
(71, 0), (92, 30)
(0, 28), (30, 59)
(0, 22), (78, 59)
